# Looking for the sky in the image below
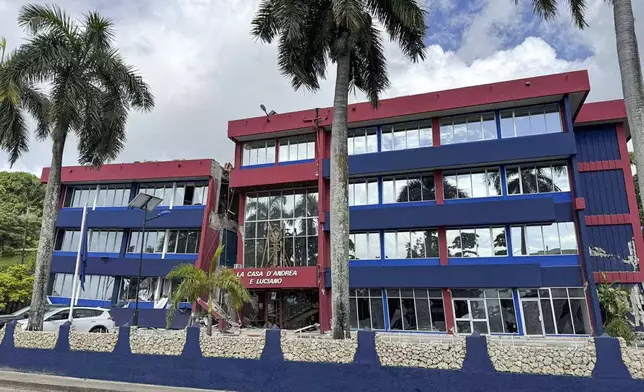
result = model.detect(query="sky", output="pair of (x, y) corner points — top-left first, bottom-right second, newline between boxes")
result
(0, 0), (643, 175)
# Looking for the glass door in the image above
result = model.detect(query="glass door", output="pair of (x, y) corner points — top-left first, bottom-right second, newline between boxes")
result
(520, 299), (544, 335)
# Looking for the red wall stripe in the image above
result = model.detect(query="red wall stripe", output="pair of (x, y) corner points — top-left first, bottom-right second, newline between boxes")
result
(585, 214), (631, 226)
(443, 289), (455, 334)
(577, 160), (624, 172)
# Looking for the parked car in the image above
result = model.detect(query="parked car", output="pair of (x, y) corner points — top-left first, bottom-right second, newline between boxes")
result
(17, 307), (116, 333)
(0, 304), (66, 329)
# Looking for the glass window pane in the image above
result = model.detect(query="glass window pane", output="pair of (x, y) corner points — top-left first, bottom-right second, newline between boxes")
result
(297, 140), (308, 161)
(382, 179), (395, 204)
(453, 118), (467, 144)
(500, 299), (518, 333)
(486, 169), (501, 196)
(368, 233), (380, 259)
(454, 300), (469, 319)
(447, 229), (461, 257)
(95, 187), (106, 207)
(388, 297), (403, 330)
(395, 178), (408, 203)
(440, 122), (454, 145)
(279, 142), (289, 162)
(282, 191), (294, 218)
(421, 176), (435, 201)
(456, 321), (472, 333)
(381, 129), (394, 151)
(354, 182), (367, 206)
(460, 229), (476, 257)
(553, 299), (574, 334)
(350, 298), (358, 329)
(307, 191), (318, 216)
(406, 128), (419, 149)
(294, 191), (306, 218)
(416, 298), (432, 331)
(397, 232), (410, 259)
(540, 298), (556, 334)
(424, 230), (439, 258)
(354, 233), (368, 260)
(558, 222), (578, 254)
(506, 167), (520, 195)
(370, 298), (385, 329)
(407, 178), (422, 202)
(384, 232), (396, 259)
(269, 193), (282, 219)
(569, 299), (590, 334)
(289, 142), (298, 161)
(521, 167), (538, 194)
(530, 108), (547, 136)
(410, 231), (425, 258)
(174, 186), (185, 208)
(401, 298), (417, 330)
(186, 231), (199, 253)
(471, 172), (488, 198)
(155, 231), (166, 253)
(500, 111), (515, 138)
(466, 115), (482, 142)
(514, 108), (531, 137)
(542, 223), (561, 255)
(244, 240), (255, 267)
(176, 231), (188, 254)
(443, 174), (458, 200)
(553, 164), (570, 192)
(526, 226), (545, 255)
(366, 131), (377, 153)
(367, 181), (378, 205)
(492, 227), (507, 256)
(393, 127), (406, 150)
(476, 228), (492, 257)
(419, 124), (432, 147)
(430, 298), (446, 331)
(537, 166), (554, 193)
(522, 301), (544, 335)
(456, 173), (472, 198)
(267, 141), (276, 163)
(355, 298), (372, 329)
(511, 226), (527, 256)
(545, 107), (563, 133)
(482, 112), (497, 140)
(487, 298), (503, 333)
(354, 133), (366, 155)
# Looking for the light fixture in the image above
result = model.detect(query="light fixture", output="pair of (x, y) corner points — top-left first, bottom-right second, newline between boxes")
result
(128, 193), (162, 211)
(260, 104), (277, 121)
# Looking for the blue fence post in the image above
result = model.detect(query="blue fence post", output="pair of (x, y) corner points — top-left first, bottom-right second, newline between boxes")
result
(182, 324), (202, 358)
(1, 321), (16, 350)
(592, 334), (631, 379)
(54, 322), (71, 353)
(113, 325), (132, 355)
(461, 332), (495, 374)
(353, 330), (380, 366)
(261, 325), (283, 362)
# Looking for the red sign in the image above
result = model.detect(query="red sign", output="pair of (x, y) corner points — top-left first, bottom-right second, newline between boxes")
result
(235, 267), (318, 289)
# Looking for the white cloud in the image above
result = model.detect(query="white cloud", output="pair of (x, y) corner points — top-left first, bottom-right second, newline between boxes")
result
(1, 0), (643, 175)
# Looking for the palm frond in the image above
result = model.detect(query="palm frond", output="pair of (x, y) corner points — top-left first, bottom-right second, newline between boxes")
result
(82, 11), (115, 55)
(0, 95), (29, 166)
(19, 82), (51, 140)
(95, 49), (154, 111)
(352, 14), (389, 107)
(273, 0), (309, 42)
(251, 0), (279, 43)
(366, 0), (426, 61)
(214, 269), (251, 312)
(332, 0), (367, 32)
(566, 0), (588, 29)
(18, 4), (79, 42)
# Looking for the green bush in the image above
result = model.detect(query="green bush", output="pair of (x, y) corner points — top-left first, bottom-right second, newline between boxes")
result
(597, 280), (634, 343)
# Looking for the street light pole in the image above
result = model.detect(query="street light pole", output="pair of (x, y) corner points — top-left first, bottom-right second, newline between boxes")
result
(132, 208), (148, 327)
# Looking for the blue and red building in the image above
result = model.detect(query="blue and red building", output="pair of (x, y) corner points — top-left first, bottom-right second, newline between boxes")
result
(42, 159), (237, 326)
(228, 70), (644, 335)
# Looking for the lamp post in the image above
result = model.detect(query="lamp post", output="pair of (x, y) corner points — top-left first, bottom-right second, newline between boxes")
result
(127, 193), (171, 327)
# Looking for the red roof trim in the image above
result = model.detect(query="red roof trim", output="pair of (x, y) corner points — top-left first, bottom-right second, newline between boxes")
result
(228, 70), (590, 140)
(575, 99), (626, 125)
(41, 159), (215, 184)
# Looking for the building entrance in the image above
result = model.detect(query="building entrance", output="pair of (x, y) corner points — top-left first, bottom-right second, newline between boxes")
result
(244, 289), (319, 329)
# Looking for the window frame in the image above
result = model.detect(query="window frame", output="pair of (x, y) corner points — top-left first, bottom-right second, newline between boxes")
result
(127, 229), (200, 255)
(500, 104), (563, 139)
(446, 226), (507, 258)
(386, 288), (446, 332)
(348, 178), (379, 206)
(349, 232), (381, 260)
(517, 287), (590, 336)
(505, 162), (570, 196)
(443, 167), (501, 200)
(380, 120), (432, 152)
(348, 127), (378, 155)
(241, 139), (276, 167)
(278, 134), (316, 163)
(510, 222), (578, 256)
(349, 288), (386, 330)
(383, 229), (439, 259)
(452, 289), (517, 335)
(440, 111), (497, 146)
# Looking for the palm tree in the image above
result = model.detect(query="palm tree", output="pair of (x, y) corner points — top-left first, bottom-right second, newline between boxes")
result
(166, 245), (250, 335)
(252, 0), (426, 339)
(523, 0), (644, 237)
(0, 5), (154, 330)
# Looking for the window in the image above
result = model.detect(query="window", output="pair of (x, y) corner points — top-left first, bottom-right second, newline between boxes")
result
(348, 128), (378, 155)
(73, 309), (103, 318)
(382, 174), (435, 204)
(242, 140), (276, 166)
(279, 135), (315, 162)
(350, 289), (385, 330)
(349, 178), (379, 206)
(51, 273), (114, 301)
(506, 162), (569, 194)
(128, 229), (200, 254)
(244, 188), (318, 268)
(500, 104), (562, 138)
(443, 168), (501, 200)
(511, 222), (577, 256)
(173, 182), (209, 206)
(452, 289), (517, 334)
(55, 230), (81, 252)
(88, 230), (123, 253)
(387, 289), (445, 331)
(440, 112), (496, 145)
(349, 232), (381, 259)
(47, 310), (70, 321)
(138, 182), (174, 206)
(518, 287), (590, 335)
(119, 277), (179, 302)
(381, 120), (432, 152)
(446, 227), (507, 257)
(64, 184), (131, 208)
(384, 229), (439, 259)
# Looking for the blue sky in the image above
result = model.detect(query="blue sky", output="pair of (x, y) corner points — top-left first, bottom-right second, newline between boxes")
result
(0, 0), (642, 173)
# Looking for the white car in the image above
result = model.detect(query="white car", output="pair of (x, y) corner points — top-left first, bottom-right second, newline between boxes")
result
(18, 307), (116, 333)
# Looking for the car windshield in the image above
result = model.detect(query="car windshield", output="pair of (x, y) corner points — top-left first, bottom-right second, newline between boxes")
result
(44, 308), (66, 319)
(9, 307), (30, 317)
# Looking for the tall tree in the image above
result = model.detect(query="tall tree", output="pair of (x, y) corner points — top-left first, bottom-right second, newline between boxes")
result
(0, 5), (154, 330)
(252, 0), (427, 339)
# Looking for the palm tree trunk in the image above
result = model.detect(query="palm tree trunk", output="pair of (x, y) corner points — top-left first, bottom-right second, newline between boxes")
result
(27, 127), (66, 330)
(207, 293), (213, 336)
(330, 53), (351, 340)
(614, 0), (644, 207)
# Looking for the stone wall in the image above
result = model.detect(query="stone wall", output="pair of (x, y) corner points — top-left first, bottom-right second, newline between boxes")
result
(70, 331), (118, 353)
(14, 329), (58, 350)
(200, 334), (265, 359)
(620, 341), (644, 379)
(130, 329), (186, 356)
(282, 336), (357, 363)
(375, 334), (466, 369)
(0, 327), (4, 344)
(487, 338), (596, 377)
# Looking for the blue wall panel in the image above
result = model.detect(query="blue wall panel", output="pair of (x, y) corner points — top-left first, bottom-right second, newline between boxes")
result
(324, 199), (572, 231)
(323, 132), (577, 178)
(578, 171), (629, 215)
(55, 206), (205, 229)
(51, 254), (196, 277)
(324, 265), (583, 288)
(574, 125), (621, 162)
(586, 225), (637, 273)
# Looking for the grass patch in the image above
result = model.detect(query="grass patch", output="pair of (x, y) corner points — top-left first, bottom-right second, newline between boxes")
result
(0, 250), (36, 271)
